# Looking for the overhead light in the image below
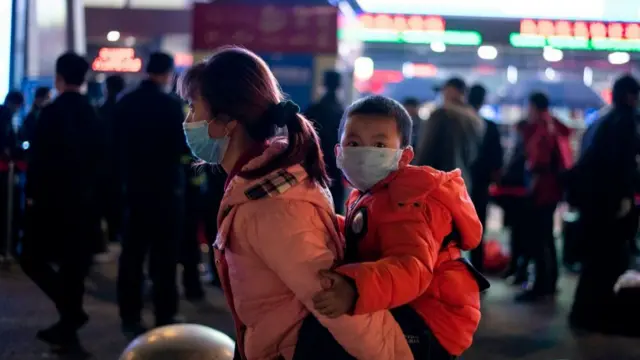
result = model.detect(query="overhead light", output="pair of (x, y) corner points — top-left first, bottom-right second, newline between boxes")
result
(430, 42), (446, 53)
(477, 45), (498, 60)
(402, 62), (415, 78)
(354, 57), (374, 81)
(507, 65), (518, 84)
(107, 30), (120, 42)
(608, 52), (630, 65)
(583, 67), (593, 86)
(543, 46), (563, 62)
(545, 67), (556, 80)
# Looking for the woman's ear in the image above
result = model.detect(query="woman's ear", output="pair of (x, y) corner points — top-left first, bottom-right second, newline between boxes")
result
(334, 144), (341, 158)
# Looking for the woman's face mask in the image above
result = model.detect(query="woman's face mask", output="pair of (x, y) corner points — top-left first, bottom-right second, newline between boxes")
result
(184, 120), (229, 164)
(336, 146), (403, 192)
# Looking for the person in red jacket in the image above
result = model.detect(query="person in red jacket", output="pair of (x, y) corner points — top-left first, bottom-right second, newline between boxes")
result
(311, 95), (488, 359)
(514, 92), (573, 302)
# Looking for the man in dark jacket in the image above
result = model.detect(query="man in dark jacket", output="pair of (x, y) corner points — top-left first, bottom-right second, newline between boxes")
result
(20, 52), (107, 352)
(567, 74), (640, 335)
(515, 92), (572, 302)
(115, 52), (190, 337)
(305, 71), (345, 213)
(0, 91), (24, 261)
(467, 85), (503, 273)
(415, 77), (485, 192)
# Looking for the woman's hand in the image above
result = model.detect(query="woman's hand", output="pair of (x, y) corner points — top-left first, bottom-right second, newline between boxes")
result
(312, 270), (358, 318)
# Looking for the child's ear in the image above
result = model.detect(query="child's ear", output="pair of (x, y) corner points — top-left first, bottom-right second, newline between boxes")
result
(334, 144), (340, 158)
(399, 146), (414, 167)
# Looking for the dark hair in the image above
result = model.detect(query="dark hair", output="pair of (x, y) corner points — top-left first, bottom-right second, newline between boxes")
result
(177, 62), (206, 100)
(340, 95), (413, 148)
(323, 71), (341, 92)
(529, 92), (550, 111)
(402, 97), (419, 107)
(612, 74), (640, 106)
(56, 52), (89, 86)
(34, 86), (50, 99)
(146, 52), (174, 75)
(4, 91), (24, 106)
(467, 84), (487, 110)
(180, 46), (328, 186)
(105, 75), (125, 96)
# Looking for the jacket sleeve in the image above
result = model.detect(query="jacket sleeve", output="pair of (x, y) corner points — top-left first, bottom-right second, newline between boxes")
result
(524, 126), (555, 173)
(25, 106), (54, 201)
(248, 201), (412, 360)
(335, 213), (440, 314)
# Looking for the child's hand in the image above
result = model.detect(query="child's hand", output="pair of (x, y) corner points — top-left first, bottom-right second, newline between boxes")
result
(312, 270), (357, 319)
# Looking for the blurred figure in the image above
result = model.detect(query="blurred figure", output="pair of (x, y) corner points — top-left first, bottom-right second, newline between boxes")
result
(20, 52), (106, 352)
(99, 75), (125, 120)
(414, 77), (485, 192)
(567, 74), (640, 335)
(402, 97), (422, 148)
(0, 91), (24, 260)
(19, 87), (51, 150)
(115, 52), (189, 338)
(97, 75), (126, 249)
(514, 92), (572, 302)
(305, 71), (345, 213)
(467, 85), (503, 273)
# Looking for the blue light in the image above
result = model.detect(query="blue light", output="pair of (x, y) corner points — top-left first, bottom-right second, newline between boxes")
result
(0, 1), (13, 102)
(22, 141), (29, 150)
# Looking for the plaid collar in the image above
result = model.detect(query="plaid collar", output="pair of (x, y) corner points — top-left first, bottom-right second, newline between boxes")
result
(244, 169), (299, 201)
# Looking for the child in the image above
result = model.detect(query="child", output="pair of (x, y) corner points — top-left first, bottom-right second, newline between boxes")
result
(312, 95), (489, 359)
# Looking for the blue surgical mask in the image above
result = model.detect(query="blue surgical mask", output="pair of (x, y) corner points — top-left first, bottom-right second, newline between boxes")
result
(337, 147), (403, 192)
(184, 120), (229, 164)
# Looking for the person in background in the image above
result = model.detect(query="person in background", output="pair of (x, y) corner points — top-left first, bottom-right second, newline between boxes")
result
(20, 52), (107, 353)
(414, 77), (485, 193)
(515, 92), (572, 302)
(19, 87), (51, 151)
(99, 75), (125, 120)
(467, 85), (503, 273)
(402, 97), (422, 148)
(305, 71), (346, 214)
(114, 52), (190, 338)
(567, 74), (640, 334)
(0, 91), (24, 261)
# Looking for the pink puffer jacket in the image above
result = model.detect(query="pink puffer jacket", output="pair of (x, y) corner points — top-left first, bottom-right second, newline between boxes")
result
(214, 141), (412, 360)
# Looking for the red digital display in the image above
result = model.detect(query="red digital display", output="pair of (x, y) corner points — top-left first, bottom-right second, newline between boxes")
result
(91, 48), (142, 73)
(359, 14), (446, 32)
(520, 19), (640, 39)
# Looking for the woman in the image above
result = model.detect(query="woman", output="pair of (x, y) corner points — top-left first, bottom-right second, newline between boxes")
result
(178, 47), (411, 360)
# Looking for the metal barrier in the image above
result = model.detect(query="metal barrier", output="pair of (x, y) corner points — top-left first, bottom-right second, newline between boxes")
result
(119, 324), (235, 360)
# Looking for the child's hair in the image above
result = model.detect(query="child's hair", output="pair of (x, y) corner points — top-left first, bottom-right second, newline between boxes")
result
(339, 95), (413, 147)
(178, 46), (329, 186)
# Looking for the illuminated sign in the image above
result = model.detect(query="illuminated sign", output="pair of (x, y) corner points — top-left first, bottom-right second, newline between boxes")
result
(91, 48), (143, 73)
(338, 14), (482, 46)
(355, 0), (640, 23)
(510, 19), (640, 52)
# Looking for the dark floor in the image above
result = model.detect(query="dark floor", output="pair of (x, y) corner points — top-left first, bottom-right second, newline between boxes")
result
(1, 256), (639, 360)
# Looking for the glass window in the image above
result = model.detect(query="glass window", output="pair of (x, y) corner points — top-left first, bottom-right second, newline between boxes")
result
(84, 0), (127, 7)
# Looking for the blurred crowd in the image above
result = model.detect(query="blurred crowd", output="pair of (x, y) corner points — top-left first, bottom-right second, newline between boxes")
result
(0, 48), (638, 359)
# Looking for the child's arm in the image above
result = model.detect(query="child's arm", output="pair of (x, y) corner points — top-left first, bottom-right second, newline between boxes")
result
(320, 216), (441, 316)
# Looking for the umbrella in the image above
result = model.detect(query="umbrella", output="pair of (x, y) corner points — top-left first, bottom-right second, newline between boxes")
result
(382, 77), (440, 103)
(497, 79), (605, 109)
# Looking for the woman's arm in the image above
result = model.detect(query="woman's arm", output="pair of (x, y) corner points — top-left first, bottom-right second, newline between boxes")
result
(247, 201), (413, 360)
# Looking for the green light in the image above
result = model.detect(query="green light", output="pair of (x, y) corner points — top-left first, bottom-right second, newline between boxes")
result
(510, 33), (640, 52)
(338, 29), (482, 46)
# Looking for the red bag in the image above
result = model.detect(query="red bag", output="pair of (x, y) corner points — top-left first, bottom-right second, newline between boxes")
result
(483, 239), (510, 274)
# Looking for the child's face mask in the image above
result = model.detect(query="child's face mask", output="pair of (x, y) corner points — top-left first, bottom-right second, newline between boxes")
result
(336, 147), (403, 192)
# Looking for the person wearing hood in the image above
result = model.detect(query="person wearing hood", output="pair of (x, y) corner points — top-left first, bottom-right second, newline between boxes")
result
(310, 96), (487, 359)
(514, 92), (572, 302)
(414, 77), (485, 193)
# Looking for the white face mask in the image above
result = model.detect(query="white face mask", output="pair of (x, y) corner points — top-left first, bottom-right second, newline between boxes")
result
(337, 147), (403, 192)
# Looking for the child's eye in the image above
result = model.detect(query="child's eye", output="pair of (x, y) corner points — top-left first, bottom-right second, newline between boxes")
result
(374, 143), (387, 148)
(346, 141), (359, 147)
